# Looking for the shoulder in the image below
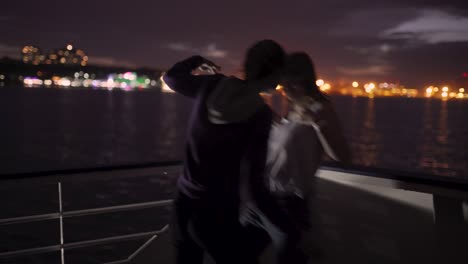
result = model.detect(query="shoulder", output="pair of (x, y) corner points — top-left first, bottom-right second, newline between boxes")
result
(252, 103), (273, 121)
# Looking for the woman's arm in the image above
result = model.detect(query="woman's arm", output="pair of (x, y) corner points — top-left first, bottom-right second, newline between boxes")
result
(313, 102), (352, 164)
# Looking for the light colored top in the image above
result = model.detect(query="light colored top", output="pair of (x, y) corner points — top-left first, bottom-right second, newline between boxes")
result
(266, 97), (350, 198)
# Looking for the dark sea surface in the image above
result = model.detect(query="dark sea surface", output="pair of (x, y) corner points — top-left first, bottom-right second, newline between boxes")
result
(1, 87), (467, 179)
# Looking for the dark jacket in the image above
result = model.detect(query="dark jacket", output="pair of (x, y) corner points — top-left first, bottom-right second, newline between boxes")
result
(163, 56), (295, 232)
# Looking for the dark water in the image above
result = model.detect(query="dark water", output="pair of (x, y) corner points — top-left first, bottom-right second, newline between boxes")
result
(1, 87), (467, 178)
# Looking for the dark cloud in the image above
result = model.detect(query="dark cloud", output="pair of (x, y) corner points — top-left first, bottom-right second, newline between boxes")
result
(382, 9), (468, 44)
(166, 43), (228, 59)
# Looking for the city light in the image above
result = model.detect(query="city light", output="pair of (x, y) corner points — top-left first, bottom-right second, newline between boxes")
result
(379, 82), (389, 88)
(58, 78), (71, 87)
(0, 74), (4, 80)
(320, 83), (331, 93)
(71, 80), (81, 87)
(83, 80), (92, 87)
(23, 77), (43, 86)
(364, 83), (375, 93)
(123, 72), (137, 81)
(22, 44), (87, 66)
(160, 75), (175, 93)
(12, 44), (468, 98)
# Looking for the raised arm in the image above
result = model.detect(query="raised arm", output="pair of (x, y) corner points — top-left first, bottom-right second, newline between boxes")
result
(163, 55), (220, 98)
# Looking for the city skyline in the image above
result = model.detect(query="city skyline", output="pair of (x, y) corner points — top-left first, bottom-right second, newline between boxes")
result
(21, 43), (88, 66)
(1, 1), (468, 87)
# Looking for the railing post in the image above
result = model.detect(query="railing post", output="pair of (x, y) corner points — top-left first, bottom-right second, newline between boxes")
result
(58, 181), (65, 264)
(433, 194), (467, 264)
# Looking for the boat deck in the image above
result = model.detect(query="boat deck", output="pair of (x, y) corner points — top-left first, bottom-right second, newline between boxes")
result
(1, 163), (467, 264)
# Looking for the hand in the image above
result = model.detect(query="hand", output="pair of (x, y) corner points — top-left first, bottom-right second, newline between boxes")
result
(199, 58), (221, 73)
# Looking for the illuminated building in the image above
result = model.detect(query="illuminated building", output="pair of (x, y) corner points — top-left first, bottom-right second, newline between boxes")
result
(22, 46), (43, 65)
(49, 44), (88, 66)
(21, 43), (88, 66)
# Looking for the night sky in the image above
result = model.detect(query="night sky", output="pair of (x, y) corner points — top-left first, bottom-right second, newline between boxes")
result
(2, 0), (468, 87)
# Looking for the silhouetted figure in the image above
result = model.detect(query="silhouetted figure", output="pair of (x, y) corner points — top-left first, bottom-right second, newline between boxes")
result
(163, 40), (297, 264)
(241, 52), (351, 264)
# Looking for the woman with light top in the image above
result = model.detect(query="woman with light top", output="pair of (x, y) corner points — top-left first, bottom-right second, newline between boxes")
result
(242, 52), (351, 264)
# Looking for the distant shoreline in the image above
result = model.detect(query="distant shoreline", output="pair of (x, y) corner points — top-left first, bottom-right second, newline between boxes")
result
(0, 57), (163, 83)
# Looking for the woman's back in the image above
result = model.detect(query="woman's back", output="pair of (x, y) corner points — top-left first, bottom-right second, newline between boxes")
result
(267, 119), (324, 198)
(267, 97), (351, 198)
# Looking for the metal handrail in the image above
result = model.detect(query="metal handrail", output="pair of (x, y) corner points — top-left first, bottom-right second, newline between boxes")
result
(0, 163), (178, 263)
(320, 161), (468, 191)
(1, 160), (466, 191)
(0, 212), (61, 226)
(63, 199), (173, 218)
(1, 161), (466, 262)
(0, 227), (168, 259)
(0, 160), (183, 180)
(0, 198), (172, 259)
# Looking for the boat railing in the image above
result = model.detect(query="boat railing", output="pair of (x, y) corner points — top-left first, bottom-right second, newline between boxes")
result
(0, 161), (467, 263)
(0, 161), (181, 264)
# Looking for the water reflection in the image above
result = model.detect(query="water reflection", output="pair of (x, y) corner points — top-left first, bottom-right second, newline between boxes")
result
(96, 92), (115, 164)
(353, 98), (380, 167)
(156, 92), (183, 160)
(0, 88), (466, 178)
(438, 101), (449, 145)
(418, 99), (435, 171)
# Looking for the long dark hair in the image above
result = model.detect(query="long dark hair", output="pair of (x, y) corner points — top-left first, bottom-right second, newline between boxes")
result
(282, 52), (328, 102)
